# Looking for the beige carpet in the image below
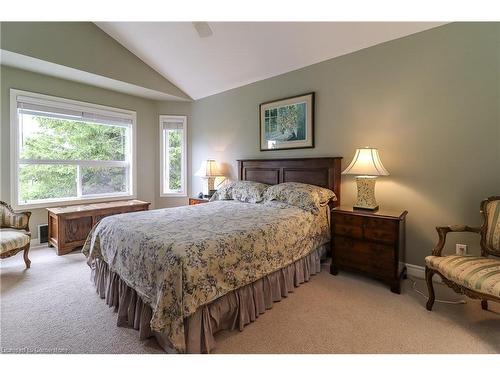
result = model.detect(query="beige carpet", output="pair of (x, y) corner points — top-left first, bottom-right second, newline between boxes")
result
(1, 246), (498, 354)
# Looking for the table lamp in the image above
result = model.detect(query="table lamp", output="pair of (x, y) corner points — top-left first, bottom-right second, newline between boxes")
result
(342, 147), (389, 211)
(195, 159), (223, 198)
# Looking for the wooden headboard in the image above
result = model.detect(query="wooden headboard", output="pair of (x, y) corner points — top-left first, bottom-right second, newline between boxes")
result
(237, 157), (342, 207)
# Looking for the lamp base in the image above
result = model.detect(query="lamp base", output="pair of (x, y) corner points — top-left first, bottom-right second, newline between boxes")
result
(201, 177), (216, 197)
(353, 176), (379, 211)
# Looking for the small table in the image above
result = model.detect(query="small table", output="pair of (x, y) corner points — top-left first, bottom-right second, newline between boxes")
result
(47, 200), (150, 255)
(330, 206), (408, 294)
(189, 197), (210, 205)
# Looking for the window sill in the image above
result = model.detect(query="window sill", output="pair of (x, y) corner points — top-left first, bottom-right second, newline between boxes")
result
(13, 194), (137, 210)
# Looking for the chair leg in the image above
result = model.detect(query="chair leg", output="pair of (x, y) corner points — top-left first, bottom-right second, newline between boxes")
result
(23, 245), (31, 269)
(481, 300), (488, 311)
(425, 267), (435, 311)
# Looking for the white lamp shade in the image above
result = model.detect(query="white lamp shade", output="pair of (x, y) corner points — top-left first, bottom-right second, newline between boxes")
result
(195, 159), (223, 177)
(342, 148), (389, 176)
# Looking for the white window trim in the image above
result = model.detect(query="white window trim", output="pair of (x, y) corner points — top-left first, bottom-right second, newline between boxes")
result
(159, 115), (187, 197)
(10, 89), (137, 210)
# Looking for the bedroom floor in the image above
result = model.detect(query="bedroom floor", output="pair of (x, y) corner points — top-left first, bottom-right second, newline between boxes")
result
(1, 246), (499, 354)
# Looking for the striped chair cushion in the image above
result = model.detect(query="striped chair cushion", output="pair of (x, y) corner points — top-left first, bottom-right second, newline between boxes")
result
(485, 200), (500, 252)
(0, 229), (30, 255)
(425, 255), (500, 297)
(1, 207), (29, 230)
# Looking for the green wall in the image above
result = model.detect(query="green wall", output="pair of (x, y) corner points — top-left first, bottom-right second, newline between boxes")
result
(188, 22), (500, 267)
(0, 65), (159, 236)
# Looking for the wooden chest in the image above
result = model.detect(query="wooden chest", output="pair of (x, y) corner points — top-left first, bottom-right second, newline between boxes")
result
(330, 207), (408, 293)
(47, 200), (150, 255)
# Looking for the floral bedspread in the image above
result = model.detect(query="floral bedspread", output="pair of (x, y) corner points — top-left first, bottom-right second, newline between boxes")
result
(82, 200), (329, 352)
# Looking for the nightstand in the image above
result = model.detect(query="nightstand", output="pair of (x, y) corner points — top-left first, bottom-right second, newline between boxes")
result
(330, 206), (408, 294)
(189, 197), (210, 205)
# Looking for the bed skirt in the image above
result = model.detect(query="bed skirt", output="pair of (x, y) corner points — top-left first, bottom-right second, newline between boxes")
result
(90, 244), (326, 353)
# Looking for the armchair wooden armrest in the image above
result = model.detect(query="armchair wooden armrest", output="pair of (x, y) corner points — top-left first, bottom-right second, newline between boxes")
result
(431, 225), (481, 256)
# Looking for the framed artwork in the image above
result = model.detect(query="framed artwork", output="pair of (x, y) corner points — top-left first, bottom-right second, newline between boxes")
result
(259, 92), (314, 151)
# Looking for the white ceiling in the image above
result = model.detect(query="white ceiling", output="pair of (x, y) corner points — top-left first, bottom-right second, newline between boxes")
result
(97, 22), (444, 100)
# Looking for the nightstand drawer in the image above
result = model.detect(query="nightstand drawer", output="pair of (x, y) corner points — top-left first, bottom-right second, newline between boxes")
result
(364, 227), (396, 244)
(336, 254), (393, 279)
(335, 236), (393, 263)
(334, 224), (363, 238)
(334, 213), (364, 227)
(364, 217), (397, 230)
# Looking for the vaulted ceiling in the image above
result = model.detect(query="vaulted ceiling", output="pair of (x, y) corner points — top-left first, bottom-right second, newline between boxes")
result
(97, 22), (444, 100)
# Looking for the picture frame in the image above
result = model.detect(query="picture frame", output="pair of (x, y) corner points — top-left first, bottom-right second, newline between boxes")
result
(259, 92), (315, 151)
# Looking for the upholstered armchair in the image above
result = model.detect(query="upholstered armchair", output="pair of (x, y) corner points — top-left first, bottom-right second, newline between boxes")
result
(425, 196), (500, 311)
(0, 201), (32, 268)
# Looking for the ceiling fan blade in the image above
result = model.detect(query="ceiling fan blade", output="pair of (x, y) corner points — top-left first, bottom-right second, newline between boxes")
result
(192, 22), (213, 38)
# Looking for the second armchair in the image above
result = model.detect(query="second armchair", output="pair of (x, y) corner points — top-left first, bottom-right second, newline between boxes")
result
(425, 196), (500, 312)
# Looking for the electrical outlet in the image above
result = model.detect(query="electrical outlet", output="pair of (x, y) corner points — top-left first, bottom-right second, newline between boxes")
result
(456, 244), (468, 256)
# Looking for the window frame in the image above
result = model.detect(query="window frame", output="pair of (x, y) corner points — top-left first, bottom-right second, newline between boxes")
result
(10, 89), (137, 210)
(159, 114), (187, 197)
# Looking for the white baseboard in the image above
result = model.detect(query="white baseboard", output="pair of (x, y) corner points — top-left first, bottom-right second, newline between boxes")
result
(30, 238), (47, 248)
(405, 263), (425, 279)
(405, 262), (442, 283)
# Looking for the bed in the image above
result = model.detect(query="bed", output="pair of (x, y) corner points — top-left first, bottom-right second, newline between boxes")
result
(83, 157), (342, 353)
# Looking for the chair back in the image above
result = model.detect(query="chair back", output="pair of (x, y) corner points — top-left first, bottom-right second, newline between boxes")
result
(0, 201), (31, 231)
(480, 196), (500, 257)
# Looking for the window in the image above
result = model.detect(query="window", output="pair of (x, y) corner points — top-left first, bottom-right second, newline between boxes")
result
(160, 115), (187, 196)
(11, 89), (136, 209)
